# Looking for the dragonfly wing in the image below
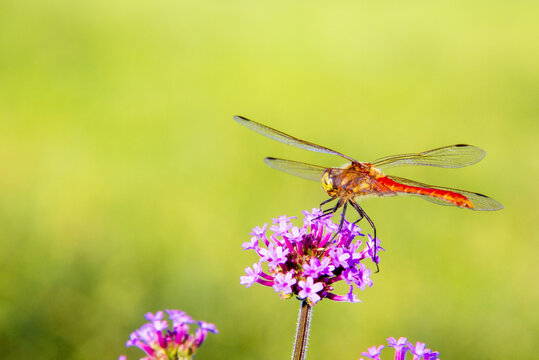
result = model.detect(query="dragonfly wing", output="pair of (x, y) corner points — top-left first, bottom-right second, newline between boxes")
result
(264, 157), (326, 182)
(386, 176), (503, 211)
(372, 144), (485, 170)
(234, 116), (356, 162)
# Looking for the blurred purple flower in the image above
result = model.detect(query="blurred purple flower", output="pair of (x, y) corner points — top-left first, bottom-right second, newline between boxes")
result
(121, 309), (217, 360)
(361, 345), (384, 360)
(240, 208), (383, 305)
(358, 337), (440, 360)
(408, 341), (440, 360)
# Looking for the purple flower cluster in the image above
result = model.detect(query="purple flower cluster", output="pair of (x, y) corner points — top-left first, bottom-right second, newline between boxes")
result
(360, 337), (440, 360)
(122, 310), (218, 360)
(240, 208), (383, 305)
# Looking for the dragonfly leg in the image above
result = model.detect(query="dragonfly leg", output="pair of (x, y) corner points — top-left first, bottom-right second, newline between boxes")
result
(350, 200), (365, 224)
(316, 198), (346, 255)
(320, 196), (337, 208)
(313, 197), (339, 221)
(330, 201), (348, 242)
(322, 207), (334, 214)
(350, 200), (379, 273)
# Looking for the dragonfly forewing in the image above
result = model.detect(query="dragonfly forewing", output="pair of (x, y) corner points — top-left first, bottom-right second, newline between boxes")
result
(234, 116), (356, 162)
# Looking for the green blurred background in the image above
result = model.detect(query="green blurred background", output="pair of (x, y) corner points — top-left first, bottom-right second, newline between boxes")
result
(0, 0), (537, 359)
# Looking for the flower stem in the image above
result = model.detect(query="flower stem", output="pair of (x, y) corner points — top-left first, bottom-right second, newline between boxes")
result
(292, 300), (312, 360)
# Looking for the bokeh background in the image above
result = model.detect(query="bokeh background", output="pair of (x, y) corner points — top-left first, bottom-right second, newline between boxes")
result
(1, 0), (537, 359)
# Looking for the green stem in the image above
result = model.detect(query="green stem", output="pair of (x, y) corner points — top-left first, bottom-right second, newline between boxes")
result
(292, 300), (312, 360)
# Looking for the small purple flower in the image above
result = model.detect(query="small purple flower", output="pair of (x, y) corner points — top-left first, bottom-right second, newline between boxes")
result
(361, 345), (384, 359)
(240, 209), (383, 305)
(409, 342), (440, 360)
(239, 263), (262, 287)
(355, 263), (373, 290)
(250, 223), (267, 237)
(260, 243), (290, 268)
(387, 337), (409, 360)
(329, 247), (351, 268)
(358, 337), (440, 360)
(303, 257), (334, 278)
(273, 271), (297, 295)
(144, 311), (164, 322)
(197, 321), (218, 334)
(298, 277), (324, 304)
(270, 215), (295, 234)
(166, 309), (194, 326)
(241, 236), (259, 250)
(122, 309), (217, 360)
(424, 351), (440, 360)
(288, 225), (307, 241)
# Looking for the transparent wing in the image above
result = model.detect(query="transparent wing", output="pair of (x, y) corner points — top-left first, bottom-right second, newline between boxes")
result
(387, 176), (503, 211)
(264, 157), (326, 182)
(234, 116), (356, 162)
(372, 144), (485, 170)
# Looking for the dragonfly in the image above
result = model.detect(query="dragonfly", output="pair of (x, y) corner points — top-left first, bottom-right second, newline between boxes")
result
(234, 115), (503, 269)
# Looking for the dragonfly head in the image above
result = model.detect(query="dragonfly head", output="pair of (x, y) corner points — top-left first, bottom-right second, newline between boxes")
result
(321, 170), (339, 197)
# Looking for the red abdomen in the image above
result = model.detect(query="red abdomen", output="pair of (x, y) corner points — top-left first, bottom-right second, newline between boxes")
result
(377, 176), (474, 208)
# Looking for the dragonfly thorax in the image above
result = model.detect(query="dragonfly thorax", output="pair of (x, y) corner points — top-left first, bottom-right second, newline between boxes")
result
(322, 162), (381, 198)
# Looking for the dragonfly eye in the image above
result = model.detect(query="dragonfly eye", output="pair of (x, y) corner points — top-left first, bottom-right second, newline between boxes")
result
(321, 171), (336, 194)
